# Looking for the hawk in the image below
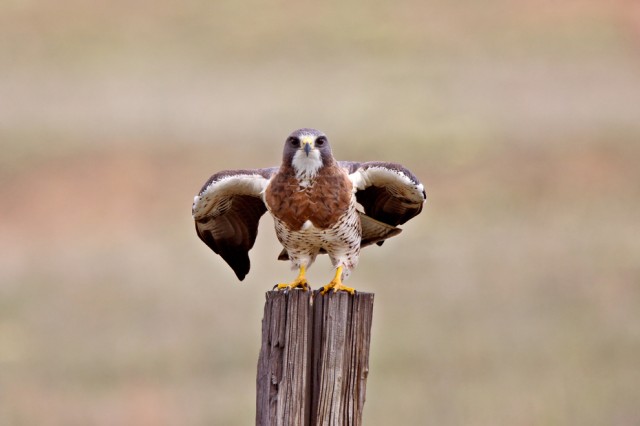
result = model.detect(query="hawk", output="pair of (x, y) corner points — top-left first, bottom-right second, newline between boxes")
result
(192, 128), (426, 294)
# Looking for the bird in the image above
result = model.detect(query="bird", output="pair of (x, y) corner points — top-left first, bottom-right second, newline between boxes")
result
(192, 128), (426, 294)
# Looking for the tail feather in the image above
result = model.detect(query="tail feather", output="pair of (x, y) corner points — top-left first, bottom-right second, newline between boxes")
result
(359, 212), (402, 248)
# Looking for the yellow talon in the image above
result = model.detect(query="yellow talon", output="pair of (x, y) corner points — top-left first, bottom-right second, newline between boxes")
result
(275, 265), (309, 291)
(320, 266), (355, 295)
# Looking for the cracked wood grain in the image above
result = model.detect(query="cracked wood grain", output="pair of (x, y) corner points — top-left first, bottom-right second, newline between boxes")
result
(256, 290), (374, 426)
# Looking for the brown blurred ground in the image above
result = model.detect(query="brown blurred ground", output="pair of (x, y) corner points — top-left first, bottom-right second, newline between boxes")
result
(1, 0), (640, 425)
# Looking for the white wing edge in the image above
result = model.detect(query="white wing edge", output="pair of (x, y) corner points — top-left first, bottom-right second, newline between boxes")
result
(192, 174), (271, 221)
(348, 165), (426, 204)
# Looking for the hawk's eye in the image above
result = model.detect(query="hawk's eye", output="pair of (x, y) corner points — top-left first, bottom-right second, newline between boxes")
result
(316, 137), (326, 146)
(288, 137), (300, 147)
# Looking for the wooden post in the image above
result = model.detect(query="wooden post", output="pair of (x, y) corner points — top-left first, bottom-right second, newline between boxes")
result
(256, 290), (313, 426)
(256, 290), (374, 426)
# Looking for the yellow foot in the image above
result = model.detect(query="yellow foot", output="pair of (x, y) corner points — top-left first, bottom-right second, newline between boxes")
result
(319, 266), (356, 295)
(320, 281), (355, 295)
(275, 278), (309, 291)
(274, 265), (309, 291)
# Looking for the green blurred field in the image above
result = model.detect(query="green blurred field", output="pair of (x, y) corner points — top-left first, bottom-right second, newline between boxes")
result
(1, 1), (640, 425)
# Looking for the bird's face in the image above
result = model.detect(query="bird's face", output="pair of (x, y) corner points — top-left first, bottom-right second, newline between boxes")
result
(283, 128), (333, 179)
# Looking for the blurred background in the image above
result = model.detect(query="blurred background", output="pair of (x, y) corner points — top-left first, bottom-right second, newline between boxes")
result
(1, 0), (640, 424)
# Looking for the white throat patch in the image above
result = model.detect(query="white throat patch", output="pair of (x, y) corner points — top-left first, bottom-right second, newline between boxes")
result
(292, 149), (323, 181)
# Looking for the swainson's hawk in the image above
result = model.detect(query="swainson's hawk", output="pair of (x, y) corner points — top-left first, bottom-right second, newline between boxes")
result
(192, 128), (426, 294)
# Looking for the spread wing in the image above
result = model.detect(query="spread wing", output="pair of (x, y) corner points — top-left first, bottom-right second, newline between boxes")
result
(192, 168), (277, 280)
(340, 161), (426, 244)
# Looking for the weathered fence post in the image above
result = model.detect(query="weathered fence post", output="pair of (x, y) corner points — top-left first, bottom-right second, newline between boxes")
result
(256, 291), (313, 425)
(310, 291), (374, 425)
(256, 290), (374, 426)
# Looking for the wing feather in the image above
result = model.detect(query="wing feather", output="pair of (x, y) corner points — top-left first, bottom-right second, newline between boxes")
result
(192, 168), (277, 280)
(340, 161), (426, 227)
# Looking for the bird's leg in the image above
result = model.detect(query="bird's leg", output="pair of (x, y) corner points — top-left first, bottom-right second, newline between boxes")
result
(320, 266), (355, 295)
(275, 265), (309, 291)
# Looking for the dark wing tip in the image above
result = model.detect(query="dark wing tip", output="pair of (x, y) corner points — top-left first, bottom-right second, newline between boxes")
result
(198, 223), (251, 280)
(194, 193), (268, 281)
(229, 254), (250, 281)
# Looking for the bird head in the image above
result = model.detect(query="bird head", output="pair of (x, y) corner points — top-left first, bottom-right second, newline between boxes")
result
(283, 128), (333, 179)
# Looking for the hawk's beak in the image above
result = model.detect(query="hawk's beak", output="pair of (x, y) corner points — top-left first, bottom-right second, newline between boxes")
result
(303, 141), (312, 157)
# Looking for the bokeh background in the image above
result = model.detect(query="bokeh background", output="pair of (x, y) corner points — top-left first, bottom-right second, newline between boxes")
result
(2, 0), (640, 424)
